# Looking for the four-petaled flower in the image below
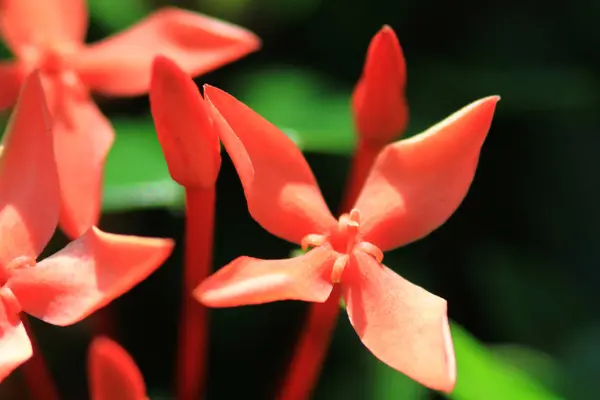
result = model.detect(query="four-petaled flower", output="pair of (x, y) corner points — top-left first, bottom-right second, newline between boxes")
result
(0, 0), (260, 238)
(195, 85), (499, 392)
(0, 72), (174, 382)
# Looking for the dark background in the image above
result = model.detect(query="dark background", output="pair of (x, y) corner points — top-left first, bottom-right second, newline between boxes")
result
(2, 0), (599, 399)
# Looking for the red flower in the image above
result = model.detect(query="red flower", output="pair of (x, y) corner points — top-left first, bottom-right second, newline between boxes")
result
(194, 86), (499, 392)
(352, 25), (408, 145)
(0, 0), (261, 238)
(88, 337), (147, 400)
(0, 72), (174, 382)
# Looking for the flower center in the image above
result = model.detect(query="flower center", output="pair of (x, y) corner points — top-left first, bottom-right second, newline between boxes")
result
(301, 208), (383, 283)
(19, 43), (84, 93)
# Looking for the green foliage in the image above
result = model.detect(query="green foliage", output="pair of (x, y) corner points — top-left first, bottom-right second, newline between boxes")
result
(88, 0), (150, 32)
(102, 118), (184, 212)
(448, 323), (564, 400)
(236, 66), (356, 155)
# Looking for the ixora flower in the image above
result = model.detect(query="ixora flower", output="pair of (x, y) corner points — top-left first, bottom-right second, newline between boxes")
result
(194, 86), (499, 392)
(88, 337), (147, 400)
(0, 0), (261, 239)
(0, 72), (174, 382)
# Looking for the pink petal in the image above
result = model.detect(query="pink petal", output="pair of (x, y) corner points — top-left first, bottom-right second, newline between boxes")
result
(195, 245), (337, 307)
(47, 82), (114, 239)
(0, 61), (23, 110)
(0, 0), (87, 52)
(0, 72), (58, 274)
(88, 336), (147, 400)
(149, 56), (220, 188)
(0, 287), (32, 383)
(204, 85), (337, 245)
(352, 25), (408, 144)
(355, 96), (499, 252)
(73, 7), (260, 96)
(6, 227), (174, 326)
(342, 251), (456, 392)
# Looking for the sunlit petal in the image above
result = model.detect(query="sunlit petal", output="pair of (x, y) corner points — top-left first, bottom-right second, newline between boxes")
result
(342, 251), (456, 392)
(6, 227), (174, 326)
(195, 245), (337, 307)
(204, 85), (337, 244)
(74, 8), (260, 96)
(0, 0), (87, 52)
(0, 287), (31, 383)
(355, 96), (499, 251)
(0, 72), (58, 272)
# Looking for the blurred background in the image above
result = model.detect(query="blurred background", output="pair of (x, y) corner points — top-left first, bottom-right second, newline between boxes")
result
(2, 0), (600, 399)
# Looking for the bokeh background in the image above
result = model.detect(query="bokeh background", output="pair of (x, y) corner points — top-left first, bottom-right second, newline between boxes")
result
(2, 0), (599, 399)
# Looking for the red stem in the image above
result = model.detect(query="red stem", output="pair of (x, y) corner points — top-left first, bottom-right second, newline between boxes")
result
(20, 316), (60, 400)
(277, 286), (341, 400)
(176, 187), (216, 400)
(277, 141), (384, 399)
(340, 140), (383, 213)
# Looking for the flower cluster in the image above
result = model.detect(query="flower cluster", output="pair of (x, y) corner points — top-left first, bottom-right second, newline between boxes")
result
(0, 1), (499, 398)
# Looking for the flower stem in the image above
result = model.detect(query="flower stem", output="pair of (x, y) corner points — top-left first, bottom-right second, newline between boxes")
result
(177, 187), (216, 400)
(21, 316), (60, 400)
(277, 286), (341, 400)
(277, 140), (383, 399)
(340, 140), (383, 212)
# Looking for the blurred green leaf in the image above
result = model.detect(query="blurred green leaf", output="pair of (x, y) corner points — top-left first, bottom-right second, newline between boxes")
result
(88, 0), (150, 32)
(449, 322), (564, 400)
(102, 118), (184, 212)
(372, 360), (428, 399)
(491, 344), (563, 393)
(236, 66), (356, 155)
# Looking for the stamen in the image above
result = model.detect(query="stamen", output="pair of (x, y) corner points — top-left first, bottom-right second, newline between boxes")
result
(301, 234), (327, 251)
(331, 255), (348, 283)
(358, 242), (384, 263)
(5, 256), (36, 272)
(349, 208), (361, 224)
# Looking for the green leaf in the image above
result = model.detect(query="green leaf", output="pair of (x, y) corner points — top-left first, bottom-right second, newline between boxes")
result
(235, 66), (356, 155)
(449, 322), (564, 400)
(490, 344), (563, 394)
(88, 0), (150, 32)
(102, 118), (184, 212)
(371, 360), (428, 400)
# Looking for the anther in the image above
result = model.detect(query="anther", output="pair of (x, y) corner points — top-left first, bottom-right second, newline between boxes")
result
(331, 255), (348, 283)
(349, 208), (361, 224)
(301, 234), (327, 251)
(5, 256), (36, 272)
(358, 242), (384, 263)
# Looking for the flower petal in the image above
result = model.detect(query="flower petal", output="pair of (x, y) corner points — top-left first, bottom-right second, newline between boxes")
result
(204, 85), (337, 244)
(49, 85), (114, 239)
(73, 7), (260, 96)
(352, 25), (408, 144)
(0, 61), (23, 110)
(0, 288), (32, 383)
(6, 227), (174, 326)
(0, 72), (58, 271)
(88, 336), (146, 400)
(195, 245), (337, 307)
(0, 0), (87, 52)
(342, 251), (456, 392)
(149, 56), (220, 188)
(355, 96), (499, 252)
